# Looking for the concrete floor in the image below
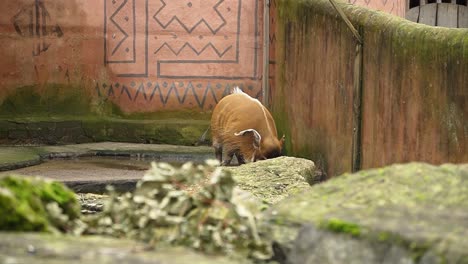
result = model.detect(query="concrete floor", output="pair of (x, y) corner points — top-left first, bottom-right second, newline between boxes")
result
(0, 142), (215, 192)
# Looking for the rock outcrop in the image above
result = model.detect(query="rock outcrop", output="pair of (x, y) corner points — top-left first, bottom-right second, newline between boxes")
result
(226, 156), (322, 204)
(264, 163), (468, 263)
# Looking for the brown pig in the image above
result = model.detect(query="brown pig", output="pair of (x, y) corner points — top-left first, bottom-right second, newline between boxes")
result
(210, 87), (285, 165)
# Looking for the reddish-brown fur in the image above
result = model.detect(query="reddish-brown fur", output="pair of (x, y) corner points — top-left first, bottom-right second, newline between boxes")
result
(210, 88), (284, 165)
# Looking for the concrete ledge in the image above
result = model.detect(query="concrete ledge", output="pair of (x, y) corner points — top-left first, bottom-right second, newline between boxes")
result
(0, 118), (210, 146)
(0, 142), (213, 172)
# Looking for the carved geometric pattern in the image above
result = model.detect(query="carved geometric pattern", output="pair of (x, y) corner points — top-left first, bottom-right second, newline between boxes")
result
(152, 0), (260, 80)
(105, 0), (136, 63)
(12, 0), (63, 56)
(95, 81), (260, 109)
(104, 0), (148, 77)
(154, 42), (232, 57)
(151, 0), (235, 61)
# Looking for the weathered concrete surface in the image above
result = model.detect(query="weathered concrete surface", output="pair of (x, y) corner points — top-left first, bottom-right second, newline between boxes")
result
(0, 233), (242, 264)
(0, 142), (214, 193)
(0, 147), (42, 170)
(264, 163), (468, 263)
(226, 156), (322, 204)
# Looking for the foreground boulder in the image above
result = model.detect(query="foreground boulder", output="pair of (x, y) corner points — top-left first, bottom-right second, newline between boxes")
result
(226, 156), (321, 204)
(0, 175), (81, 232)
(264, 163), (468, 263)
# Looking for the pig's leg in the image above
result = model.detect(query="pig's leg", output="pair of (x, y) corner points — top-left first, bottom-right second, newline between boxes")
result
(213, 140), (223, 163)
(235, 152), (246, 165)
(222, 147), (236, 166)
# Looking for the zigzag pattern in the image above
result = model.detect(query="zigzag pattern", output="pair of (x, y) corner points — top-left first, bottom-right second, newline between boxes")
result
(95, 82), (261, 109)
(153, 42), (232, 57)
(153, 0), (226, 34)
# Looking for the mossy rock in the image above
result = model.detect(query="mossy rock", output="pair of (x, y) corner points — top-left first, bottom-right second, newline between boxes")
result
(225, 156), (322, 205)
(0, 175), (80, 232)
(264, 163), (468, 263)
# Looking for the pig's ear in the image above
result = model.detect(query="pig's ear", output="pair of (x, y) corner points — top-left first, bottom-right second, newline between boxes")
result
(234, 129), (261, 149)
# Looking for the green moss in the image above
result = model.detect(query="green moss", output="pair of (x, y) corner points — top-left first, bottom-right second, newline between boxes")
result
(119, 109), (211, 121)
(38, 181), (80, 218)
(0, 83), (212, 144)
(81, 118), (209, 145)
(0, 175), (80, 232)
(321, 218), (361, 237)
(0, 84), (94, 117)
(0, 84), (212, 120)
(0, 186), (49, 231)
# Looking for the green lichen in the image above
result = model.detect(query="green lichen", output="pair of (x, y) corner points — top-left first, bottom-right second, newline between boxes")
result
(321, 218), (361, 237)
(0, 84), (95, 117)
(0, 175), (81, 232)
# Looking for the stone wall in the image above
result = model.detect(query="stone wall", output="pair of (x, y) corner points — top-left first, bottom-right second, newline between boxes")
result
(271, 0), (468, 177)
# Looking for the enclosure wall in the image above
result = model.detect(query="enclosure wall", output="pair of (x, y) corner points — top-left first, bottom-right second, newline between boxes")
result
(271, 0), (468, 177)
(0, 0), (265, 144)
(0, 0), (264, 113)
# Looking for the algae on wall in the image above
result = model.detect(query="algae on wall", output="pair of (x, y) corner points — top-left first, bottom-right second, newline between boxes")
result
(271, 0), (468, 177)
(0, 84), (211, 145)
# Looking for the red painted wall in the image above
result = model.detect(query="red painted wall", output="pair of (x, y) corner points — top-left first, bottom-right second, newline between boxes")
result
(0, 0), (264, 113)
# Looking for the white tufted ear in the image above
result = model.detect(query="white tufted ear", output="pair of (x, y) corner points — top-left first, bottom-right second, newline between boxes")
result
(234, 129), (261, 149)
